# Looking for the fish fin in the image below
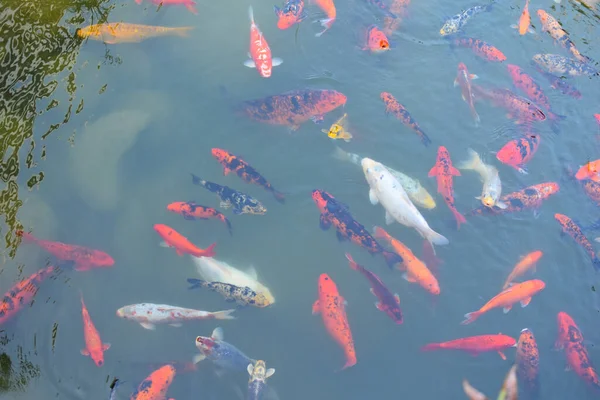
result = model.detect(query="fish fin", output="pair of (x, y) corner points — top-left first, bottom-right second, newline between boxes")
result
(470, 74), (478, 80)
(176, 249), (185, 256)
(80, 349), (90, 356)
(212, 327), (224, 340)
(213, 309), (236, 320)
(319, 214), (332, 230)
(140, 322), (156, 330)
(273, 5), (281, 15)
(247, 363), (254, 376)
(312, 300), (321, 315)
(243, 59), (256, 68)
(510, 23), (518, 29)
(169, 323), (183, 327)
(266, 368), (275, 378)
(450, 166), (461, 176)
(427, 165), (438, 177)
(453, 78), (459, 87)
(369, 189), (379, 205)
(375, 301), (384, 311)
(426, 230), (449, 246)
(272, 58), (283, 66)
(159, 241), (171, 248)
(402, 272), (417, 283)
(565, 364), (572, 372)
(498, 351), (507, 360)
(182, 212), (196, 220)
(185, 2), (198, 14)
(102, 343), (111, 351)
(193, 354), (206, 364)
(394, 293), (400, 304)
(346, 253), (360, 271)
(496, 201), (508, 210)
(461, 311), (481, 325)
(369, 287), (376, 296)
(335, 230), (346, 242)
(520, 297), (532, 307)
(246, 266), (258, 279)
(457, 148), (479, 170)
(382, 251), (403, 268)
(187, 278), (204, 290)
(222, 167), (232, 176)
(503, 306), (512, 314)
(311, 115), (324, 124)
(385, 211), (395, 225)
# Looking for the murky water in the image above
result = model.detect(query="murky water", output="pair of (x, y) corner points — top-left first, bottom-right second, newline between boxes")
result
(1, 0), (600, 398)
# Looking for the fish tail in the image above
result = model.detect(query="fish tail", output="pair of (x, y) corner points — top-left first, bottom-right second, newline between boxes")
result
(221, 216), (233, 235)
(340, 357), (357, 371)
(187, 278), (205, 290)
(15, 230), (34, 242)
(248, 5), (255, 24)
(419, 132), (432, 147)
(175, 27), (194, 37)
(185, 2), (198, 14)
(472, 108), (481, 125)
(461, 311), (482, 325)
(420, 343), (442, 352)
(332, 146), (351, 162)
(345, 253), (360, 270)
(454, 210), (467, 229)
(382, 250), (403, 268)
(425, 229), (450, 246)
(200, 243), (217, 258)
(372, 226), (389, 241)
(272, 190), (286, 204)
(315, 18), (334, 37)
(212, 309), (236, 320)
(190, 173), (204, 186)
(457, 148), (481, 170)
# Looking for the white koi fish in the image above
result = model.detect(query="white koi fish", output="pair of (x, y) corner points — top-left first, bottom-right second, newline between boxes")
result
(116, 303), (235, 330)
(458, 148), (507, 209)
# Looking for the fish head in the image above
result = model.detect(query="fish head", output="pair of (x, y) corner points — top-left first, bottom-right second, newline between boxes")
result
(421, 194), (436, 209)
(380, 91), (393, 103)
(153, 224), (170, 238)
(566, 325), (584, 343)
(428, 280), (441, 295)
(518, 328), (534, 342)
(195, 336), (218, 354)
(116, 305), (134, 319)
(439, 20), (457, 36)
(506, 64), (519, 77)
(211, 148), (229, 164)
(481, 195), (496, 208)
(594, 114), (600, 125)
(532, 279), (546, 292)
(436, 146), (450, 162)
(76, 25), (101, 39)
(253, 292), (273, 307)
(245, 201), (267, 215)
(91, 250), (115, 267)
(539, 182), (559, 197)
(553, 213), (567, 225)
(311, 190), (331, 213)
(91, 352), (105, 367)
(166, 202), (185, 213)
(457, 62), (467, 73)
(326, 123), (342, 138)
(575, 161), (600, 180)
(276, 11), (299, 29)
(250, 360), (267, 380)
(317, 273), (339, 295)
(360, 157), (383, 183)
(318, 90), (347, 111)
(536, 9), (548, 23)
(367, 27), (390, 52)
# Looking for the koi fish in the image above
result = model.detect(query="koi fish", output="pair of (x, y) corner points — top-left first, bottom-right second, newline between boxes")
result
(167, 202), (232, 235)
(194, 327), (256, 372)
(187, 279), (272, 308)
(374, 227), (440, 295)
(16, 231), (114, 271)
(453, 37), (507, 62)
(439, 3), (493, 36)
(421, 334), (517, 360)
(380, 92), (431, 146)
(313, 0), (336, 37)
(241, 89), (346, 131)
(454, 62), (480, 124)
(247, 360), (275, 400)
(135, 0), (197, 14)
(116, 303), (235, 330)
(554, 213), (600, 270)
(458, 148), (507, 209)
(191, 174), (267, 215)
(533, 53), (599, 77)
(332, 147), (436, 209)
(363, 25), (390, 53)
(131, 364), (176, 400)
(80, 293), (110, 367)
(346, 253), (402, 324)
(555, 311), (584, 349)
(535, 66), (582, 99)
(211, 148), (284, 203)
(428, 146), (466, 228)
(575, 160), (600, 182)
(507, 64), (562, 120)
(311, 189), (403, 268)
(154, 224), (216, 258)
(502, 250), (543, 289)
(462, 280), (545, 325)
(362, 158), (448, 245)
(564, 340), (600, 390)
(472, 85), (546, 123)
(496, 134), (540, 174)
(595, 114), (600, 126)
(245, 7), (282, 78)
(583, 179), (600, 207)
(516, 328), (540, 397)
(274, 0), (306, 29)
(469, 182), (559, 216)
(537, 9), (591, 63)
(322, 114), (353, 142)
(77, 23), (193, 44)
(517, 0), (531, 35)
(464, 365), (518, 400)
(0, 265), (56, 326)
(313, 273), (356, 370)
(382, 0), (409, 36)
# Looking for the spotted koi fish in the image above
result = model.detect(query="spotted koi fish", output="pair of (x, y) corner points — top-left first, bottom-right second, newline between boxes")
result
(535, 66), (582, 99)
(191, 174), (266, 215)
(496, 133), (540, 174)
(274, 0), (306, 30)
(453, 37), (506, 62)
(473, 85), (546, 123)
(533, 53), (599, 77)
(582, 179), (600, 207)
(187, 279), (272, 308)
(555, 213), (600, 270)
(346, 253), (402, 324)
(564, 341), (600, 390)
(311, 189), (403, 268)
(241, 89), (346, 131)
(428, 146), (466, 228)
(516, 328), (540, 397)
(555, 311), (584, 350)
(439, 3), (493, 36)
(211, 148), (285, 203)
(131, 364), (176, 400)
(380, 92), (431, 146)
(469, 182), (559, 216)
(167, 201), (232, 235)
(507, 64), (563, 121)
(537, 9), (591, 63)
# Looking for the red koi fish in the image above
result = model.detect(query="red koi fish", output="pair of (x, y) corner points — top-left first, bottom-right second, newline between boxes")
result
(16, 231), (114, 271)
(135, 0), (197, 14)
(0, 265), (56, 326)
(346, 253), (402, 324)
(241, 89), (346, 131)
(80, 293), (110, 367)
(469, 182), (559, 216)
(462, 280), (545, 325)
(167, 202), (232, 235)
(313, 0), (336, 37)
(131, 364), (176, 400)
(496, 134), (540, 174)
(516, 328), (540, 397)
(564, 341), (600, 391)
(554, 213), (600, 270)
(454, 62), (480, 124)
(453, 37), (507, 62)
(274, 0), (306, 29)
(537, 9), (591, 63)
(428, 146), (466, 228)
(211, 148), (285, 203)
(381, 92), (431, 146)
(507, 64), (562, 121)
(362, 25), (390, 53)
(555, 311), (583, 350)
(575, 160), (600, 182)
(472, 85), (546, 123)
(154, 224), (216, 258)
(312, 273), (356, 370)
(421, 334), (517, 360)
(244, 7), (281, 78)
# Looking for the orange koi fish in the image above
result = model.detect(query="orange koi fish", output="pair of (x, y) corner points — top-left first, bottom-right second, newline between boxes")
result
(454, 62), (480, 124)
(472, 85), (546, 123)
(131, 364), (176, 400)
(453, 37), (506, 62)
(564, 340), (600, 391)
(211, 148), (285, 203)
(135, 0), (197, 14)
(167, 202), (232, 235)
(313, 0), (336, 37)
(77, 23), (193, 44)
(363, 25), (390, 53)
(0, 265), (56, 326)
(16, 231), (114, 271)
(575, 159), (600, 182)
(381, 92), (431, 146)
(555, 311), (583, 350)
(496, 134), (540, 174)
(244, 7), (282, 78)
(516, 328), (540, 397)
(502, 250), (543, 289)
(80, 293), (110, 367)
(554, 214), (600, 270)
(374, 227), (440, 295)
(421, 334), (517, 360)
(312, 273), (356, 370)
(462, 280), (545, 325)
(469, 182), (559, 216)
(517, 0), (531, 35)
(537, 9), (591, 63)
(428, 146), (466, 228)
(274, 0), (306, 29)
(153, 224), (216, 258)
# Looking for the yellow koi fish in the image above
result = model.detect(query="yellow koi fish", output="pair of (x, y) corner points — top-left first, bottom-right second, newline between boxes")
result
(322, 113), (352, 142)
(77, 23), (193, 44)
